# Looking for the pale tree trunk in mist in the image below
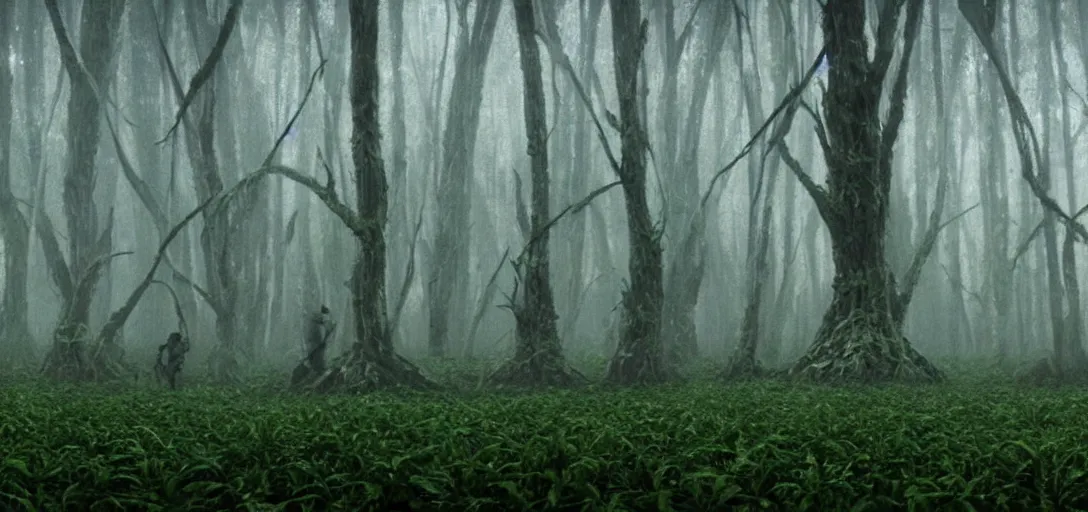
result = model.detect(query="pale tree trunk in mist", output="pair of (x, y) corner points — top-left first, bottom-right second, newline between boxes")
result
(125, 1), (199, 339)
(605, 0), (671, 385)
(176, 1), (245, 382)
(429, 0), (503, 358)
(41, 0), (127, 381)
(978, 35), (1011, 360)
(1033, 0), (1078, 373)
(319, 6), (353, 342)
(660, 0), (729, 367)
(558, 0), (604, 346)
(726, 147), (778, 379)
(932, 6), (973, 358)
(1048, 1), (1084, 365)
(651, 0), (693, 364)
(489, 0), (581, 387)
(19, 1), (50, 357)
(0, 0), (34, 365)
(764, 1), (801, 365)
(388, 0), (410, 348)
(725, 4), (781, 378)
(960, 0), (1086, 378)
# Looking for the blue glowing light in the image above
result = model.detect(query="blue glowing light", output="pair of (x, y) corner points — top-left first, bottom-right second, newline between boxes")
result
(816, 54), (830, 77)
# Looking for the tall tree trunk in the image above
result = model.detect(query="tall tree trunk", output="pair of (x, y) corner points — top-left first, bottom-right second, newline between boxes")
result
(1048, 0), (1085, 370)
(604, 0), (670, 385)
(490, 0), (581, 387)
(20, 0), (49, 362)
(0, 0), (34, 366)
(961, 0), (1087, 377)
(559, 0), (604, 345)
(789, 0), (942, 383)
(428, 0), (502, 357)
(42, 0), (127, 381)
(310, 0), (433, 392)
(660, 0), (730, 367)
(388, 0), (410, 349)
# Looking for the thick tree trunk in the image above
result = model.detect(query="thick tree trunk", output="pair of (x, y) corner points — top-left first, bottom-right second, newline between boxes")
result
(789, 0), (941, 383)
(605, 0), (671, 385)
(490, 0), (582, 388)
(560, 0), (604, 344)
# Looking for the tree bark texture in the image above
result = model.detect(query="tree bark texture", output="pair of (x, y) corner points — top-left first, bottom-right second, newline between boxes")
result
(42, 0), (127, 380)
(604, 0), (669, 385)
(308, 0), (433, 392)
(490, 0), (581, 387)
(789, 0), (942, 383)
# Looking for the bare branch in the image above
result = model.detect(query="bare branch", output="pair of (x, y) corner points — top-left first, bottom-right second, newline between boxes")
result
(878, 0), (924, 171)
(514, 180), (623, 264)
(870, 0), (909, 81)
(162, 255), (220, 316)
(800, 100), (832, 155)
(106, 108), (169, 234)
(700, 46), (828, 212)
(673, 0), (706, 55)
(778, 138), (832, 226)
(33, 207), (73, 299)
(535, 9), (622, 172)
(158, 0), (244, 144)
(895, 203), (979, 321)
(960, 0), (1088, 243)
(94, 192), (219, 349)
(1011, 219), (1045, 272)
(465, 248), (509, 357)
(511, 168), (531, 240)
(149, 279), (190, 341)
(41, 0), (82, 79)
(229, 164), (361, 235)
(261, 60), (327, 167)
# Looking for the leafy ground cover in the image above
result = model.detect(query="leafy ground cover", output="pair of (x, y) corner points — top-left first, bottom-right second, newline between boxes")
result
(2, 378), (1087, 511)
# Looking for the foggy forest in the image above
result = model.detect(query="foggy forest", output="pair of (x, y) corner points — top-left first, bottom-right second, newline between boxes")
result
(3, 0), (1088, 509)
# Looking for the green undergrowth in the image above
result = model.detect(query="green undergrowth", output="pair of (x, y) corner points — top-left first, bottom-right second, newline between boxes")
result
(2, 380), (1088, 511)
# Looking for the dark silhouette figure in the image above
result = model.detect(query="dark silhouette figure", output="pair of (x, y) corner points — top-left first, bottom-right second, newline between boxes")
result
(154, 332), (189, 389)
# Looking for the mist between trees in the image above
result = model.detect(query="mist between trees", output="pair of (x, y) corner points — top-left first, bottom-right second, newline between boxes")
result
(2, 0), (1088, 389)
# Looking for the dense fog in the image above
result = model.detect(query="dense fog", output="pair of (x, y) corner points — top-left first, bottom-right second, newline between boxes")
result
(1, 0), (1087, 386)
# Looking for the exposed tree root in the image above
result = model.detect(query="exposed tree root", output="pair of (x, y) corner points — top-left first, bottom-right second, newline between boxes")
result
(308, 346), (438, 393)
(488, 349), (588, 389)
(41, 332), (134, 383)
(789, 311), (943, 384)
(605, 287), (678, 385)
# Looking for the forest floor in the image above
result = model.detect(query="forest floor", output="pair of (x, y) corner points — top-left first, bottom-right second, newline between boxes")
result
(1, 359), (1086, 511)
